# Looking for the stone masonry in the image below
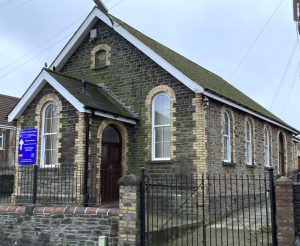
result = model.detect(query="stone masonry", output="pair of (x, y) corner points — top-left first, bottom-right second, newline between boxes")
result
(118, 174), (141, 246)
(0, 205), (118, 246)
(59, 18), (296, 175)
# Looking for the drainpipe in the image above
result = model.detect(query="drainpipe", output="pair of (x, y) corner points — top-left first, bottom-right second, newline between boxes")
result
(83, 111), (92, 207)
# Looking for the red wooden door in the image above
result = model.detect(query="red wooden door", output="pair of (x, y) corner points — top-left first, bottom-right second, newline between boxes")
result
(101, 126), (122, 203)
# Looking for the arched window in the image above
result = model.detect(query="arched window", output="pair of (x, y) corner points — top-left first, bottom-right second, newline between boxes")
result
(91, 44), (111, 69)
(152, 93), (170, 160)
(246, 120), (253, 165)
(95, 49), (106, 67)
(264, 128), (271, 167)
(223, 112), (231, 162)
(41, 103), (57, 167)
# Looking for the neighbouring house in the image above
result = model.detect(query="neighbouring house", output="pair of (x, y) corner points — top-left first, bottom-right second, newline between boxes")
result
(7, 6), (299, 205)
(0, 94), (18, 168)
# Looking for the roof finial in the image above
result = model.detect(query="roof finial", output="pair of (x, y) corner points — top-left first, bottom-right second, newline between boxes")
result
(93, 0), (114, 26)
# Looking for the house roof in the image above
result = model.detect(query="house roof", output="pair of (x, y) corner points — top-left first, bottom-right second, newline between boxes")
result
(8, 69), (137, 124)
(48, 7), (298, 133)
(0, 94), (19, 127)
(45, 69), (137, 120)
(111, 16), (288, 127)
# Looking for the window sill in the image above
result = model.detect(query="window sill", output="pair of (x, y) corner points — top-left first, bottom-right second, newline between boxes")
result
(150, 160), (172, 164)
(246, 164), (255, 168)
(222, 161), (236, 167)
(92, 65), (108, 70)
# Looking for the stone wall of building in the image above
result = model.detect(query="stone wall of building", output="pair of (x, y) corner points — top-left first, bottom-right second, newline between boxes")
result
(17, 83), (79, 168)
(0, 128), (16, 167)
(60, 19), (201, 175)
(13, 83), (81, 202)
(0, 205), (118, 246)
(12, 18), (297, 184)
(59, 18), (297, 176)
(207, 99), (295, 175)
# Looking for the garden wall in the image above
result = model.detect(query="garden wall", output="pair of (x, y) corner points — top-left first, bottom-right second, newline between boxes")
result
(0, 205), (118, 246)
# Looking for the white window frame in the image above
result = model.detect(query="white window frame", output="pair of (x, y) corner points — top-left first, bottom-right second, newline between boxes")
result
(152, 93), (171, 161)
(246, 121), (253, 165)
(264, 128), (271, 167)
(40, 102), (57, 168)
(0, 132), (4, 150)
(223, 112), (231, 162)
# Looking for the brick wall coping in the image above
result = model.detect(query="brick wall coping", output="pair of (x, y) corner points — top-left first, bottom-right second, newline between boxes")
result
(0, 205), (118, 216)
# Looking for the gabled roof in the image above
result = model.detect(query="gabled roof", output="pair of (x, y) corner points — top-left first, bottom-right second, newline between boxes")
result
(112, 17), (283, 123)
(46, 69), (137, 120)
(48, 7), (299, 134)
(8, 69), (137, 124)
(0, 94), (19, 127)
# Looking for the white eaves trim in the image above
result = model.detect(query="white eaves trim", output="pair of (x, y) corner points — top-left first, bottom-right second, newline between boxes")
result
(203, 91), (298, 134)
(293, 136), (300, 143)
(87, 110), (136, 125)
(50, 8), (204, 93)
(8, 70), (85, 122)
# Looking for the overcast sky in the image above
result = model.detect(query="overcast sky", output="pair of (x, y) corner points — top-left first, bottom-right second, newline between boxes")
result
(0, 0), (299, 129)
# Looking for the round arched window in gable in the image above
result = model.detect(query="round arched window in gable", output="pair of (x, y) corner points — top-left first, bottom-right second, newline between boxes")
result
(95, 49), (107, 67)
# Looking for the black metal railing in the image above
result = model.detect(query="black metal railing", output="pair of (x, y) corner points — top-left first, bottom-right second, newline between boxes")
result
(0, 165), (102, 206)
(0, 167), (14, 204)
(140, 169), (277, 246)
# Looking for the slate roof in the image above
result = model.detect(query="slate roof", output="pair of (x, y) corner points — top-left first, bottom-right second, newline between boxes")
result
(45, 69), (136, 120)
(111, 16), (294, 129)
(0, 94), (19, 126)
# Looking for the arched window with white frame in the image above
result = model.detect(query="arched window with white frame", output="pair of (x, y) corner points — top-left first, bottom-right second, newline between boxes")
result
(223, 112), (231, 162)
(246, 120), (253, 165)
(264, 128), (271, 167)
(41, 103), (57, 167)
(152, 93), (170, 160)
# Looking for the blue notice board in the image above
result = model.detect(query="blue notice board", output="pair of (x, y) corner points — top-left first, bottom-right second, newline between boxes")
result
(18, 128), (37, 165)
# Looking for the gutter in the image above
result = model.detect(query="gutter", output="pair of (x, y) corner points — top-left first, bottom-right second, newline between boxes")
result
(84, 106), (137, 125)
(203, 90), (299, 135)
(0, 125), (16, 130)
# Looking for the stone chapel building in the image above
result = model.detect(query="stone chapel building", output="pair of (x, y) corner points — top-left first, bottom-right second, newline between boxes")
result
(8, 6), (299, 204)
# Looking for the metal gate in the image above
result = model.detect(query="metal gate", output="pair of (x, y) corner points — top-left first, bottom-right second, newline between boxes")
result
(140, 168), (277, 246)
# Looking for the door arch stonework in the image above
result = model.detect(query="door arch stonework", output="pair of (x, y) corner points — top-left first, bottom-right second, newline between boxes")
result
(97, 119), (128, 203)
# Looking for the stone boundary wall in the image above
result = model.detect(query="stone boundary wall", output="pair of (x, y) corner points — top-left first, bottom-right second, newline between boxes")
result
(0, 205), (118, 246)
